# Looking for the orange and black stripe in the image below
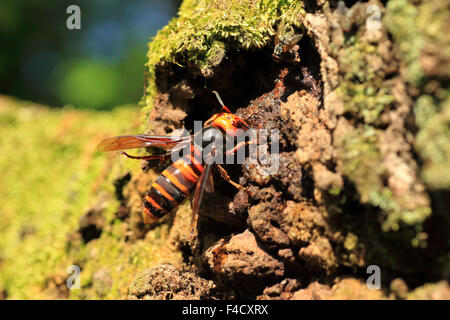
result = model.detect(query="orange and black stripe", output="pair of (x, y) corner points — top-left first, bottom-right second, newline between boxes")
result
(142, 146), (204, 222)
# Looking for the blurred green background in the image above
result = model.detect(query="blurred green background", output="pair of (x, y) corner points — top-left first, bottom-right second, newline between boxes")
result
(0, 0), (180, 110)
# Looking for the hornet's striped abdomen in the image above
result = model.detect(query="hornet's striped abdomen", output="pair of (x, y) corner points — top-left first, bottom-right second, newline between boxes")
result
(143, 148), (203, 223)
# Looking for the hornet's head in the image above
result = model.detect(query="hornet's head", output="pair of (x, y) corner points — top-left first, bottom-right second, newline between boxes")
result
(204, 90), (250, 137)
(205, 112), (250, 137)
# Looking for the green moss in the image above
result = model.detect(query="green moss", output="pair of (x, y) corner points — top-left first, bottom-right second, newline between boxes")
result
(331, 1), (443, 240)
(414, 92), (450, 189)
(386, 0), (450, 85)
(68, 222), (180, 299)
(142, 0), (305, 119)
(337, 39), (394, 124)
(336, 126), (383, 203)
(148, 0), (303, 68)
(385, 0), (425, 86)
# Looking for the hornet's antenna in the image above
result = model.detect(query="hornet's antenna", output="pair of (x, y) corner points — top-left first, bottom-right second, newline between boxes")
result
(212, 91), (231, 113)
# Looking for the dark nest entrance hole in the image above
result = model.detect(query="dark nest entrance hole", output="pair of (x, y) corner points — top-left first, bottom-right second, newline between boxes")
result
(152, 33), (323, 231)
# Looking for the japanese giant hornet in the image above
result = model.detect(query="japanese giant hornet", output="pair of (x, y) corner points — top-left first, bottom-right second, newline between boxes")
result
(97, 92), (251, 236)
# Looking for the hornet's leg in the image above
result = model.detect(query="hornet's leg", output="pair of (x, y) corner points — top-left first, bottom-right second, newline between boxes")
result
(216, 164), (247, 191)
(225, 139), (257, 156)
